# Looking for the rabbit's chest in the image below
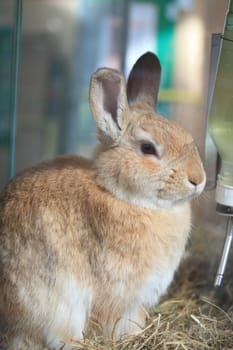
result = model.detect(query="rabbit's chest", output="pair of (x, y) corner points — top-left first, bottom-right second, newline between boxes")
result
(108, 227), (188, 306)
(96, 203), (190, 308)
(137, 263), (174, 307)
(102, 245), (179, 309)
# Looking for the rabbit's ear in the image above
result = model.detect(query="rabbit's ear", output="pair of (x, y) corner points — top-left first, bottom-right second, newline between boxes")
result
(90, 68), (128, 142)
(127, 52), (161, 109)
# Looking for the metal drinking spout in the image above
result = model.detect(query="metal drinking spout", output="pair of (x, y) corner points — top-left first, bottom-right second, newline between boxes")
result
(214, 217), (233, 287)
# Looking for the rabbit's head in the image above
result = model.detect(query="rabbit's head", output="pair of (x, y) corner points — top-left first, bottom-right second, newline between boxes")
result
(90, 52), (206, 209)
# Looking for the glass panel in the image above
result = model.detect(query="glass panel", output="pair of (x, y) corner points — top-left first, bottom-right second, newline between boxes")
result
(15, 0), (128, 174)
(0, 0), (17, 189)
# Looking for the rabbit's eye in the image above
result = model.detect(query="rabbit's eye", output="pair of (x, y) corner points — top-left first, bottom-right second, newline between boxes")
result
(141, 142), (157, 156)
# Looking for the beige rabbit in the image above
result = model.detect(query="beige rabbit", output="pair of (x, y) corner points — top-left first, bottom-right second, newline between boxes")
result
(0, 52), (206, 350)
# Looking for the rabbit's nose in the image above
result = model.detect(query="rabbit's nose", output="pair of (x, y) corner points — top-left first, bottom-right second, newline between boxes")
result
(187, 163), (206, 187)
(188, 172), (205, 187)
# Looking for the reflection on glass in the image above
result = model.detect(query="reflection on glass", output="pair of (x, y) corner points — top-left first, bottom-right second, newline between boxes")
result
(15, 0), (128, 175)
(0, 0), (15, 188)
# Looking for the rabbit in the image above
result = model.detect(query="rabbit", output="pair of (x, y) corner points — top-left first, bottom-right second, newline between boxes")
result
(0, 52), (206, 350)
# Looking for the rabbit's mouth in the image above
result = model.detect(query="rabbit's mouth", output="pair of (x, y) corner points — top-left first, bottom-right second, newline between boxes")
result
(157, 176), (206, 208)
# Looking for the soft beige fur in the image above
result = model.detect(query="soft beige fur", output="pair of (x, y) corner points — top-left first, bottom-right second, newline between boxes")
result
(0, 52), (206, 349)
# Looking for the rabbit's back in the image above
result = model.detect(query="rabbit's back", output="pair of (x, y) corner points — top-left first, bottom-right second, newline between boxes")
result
(0, 154), (93, 256)
(0, 154), (97, 276)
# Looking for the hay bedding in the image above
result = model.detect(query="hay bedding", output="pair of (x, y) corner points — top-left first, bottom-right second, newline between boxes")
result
(70, 264), (233, 350)
(74, 295), (233, 350)
(54, 227), (233, 350)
